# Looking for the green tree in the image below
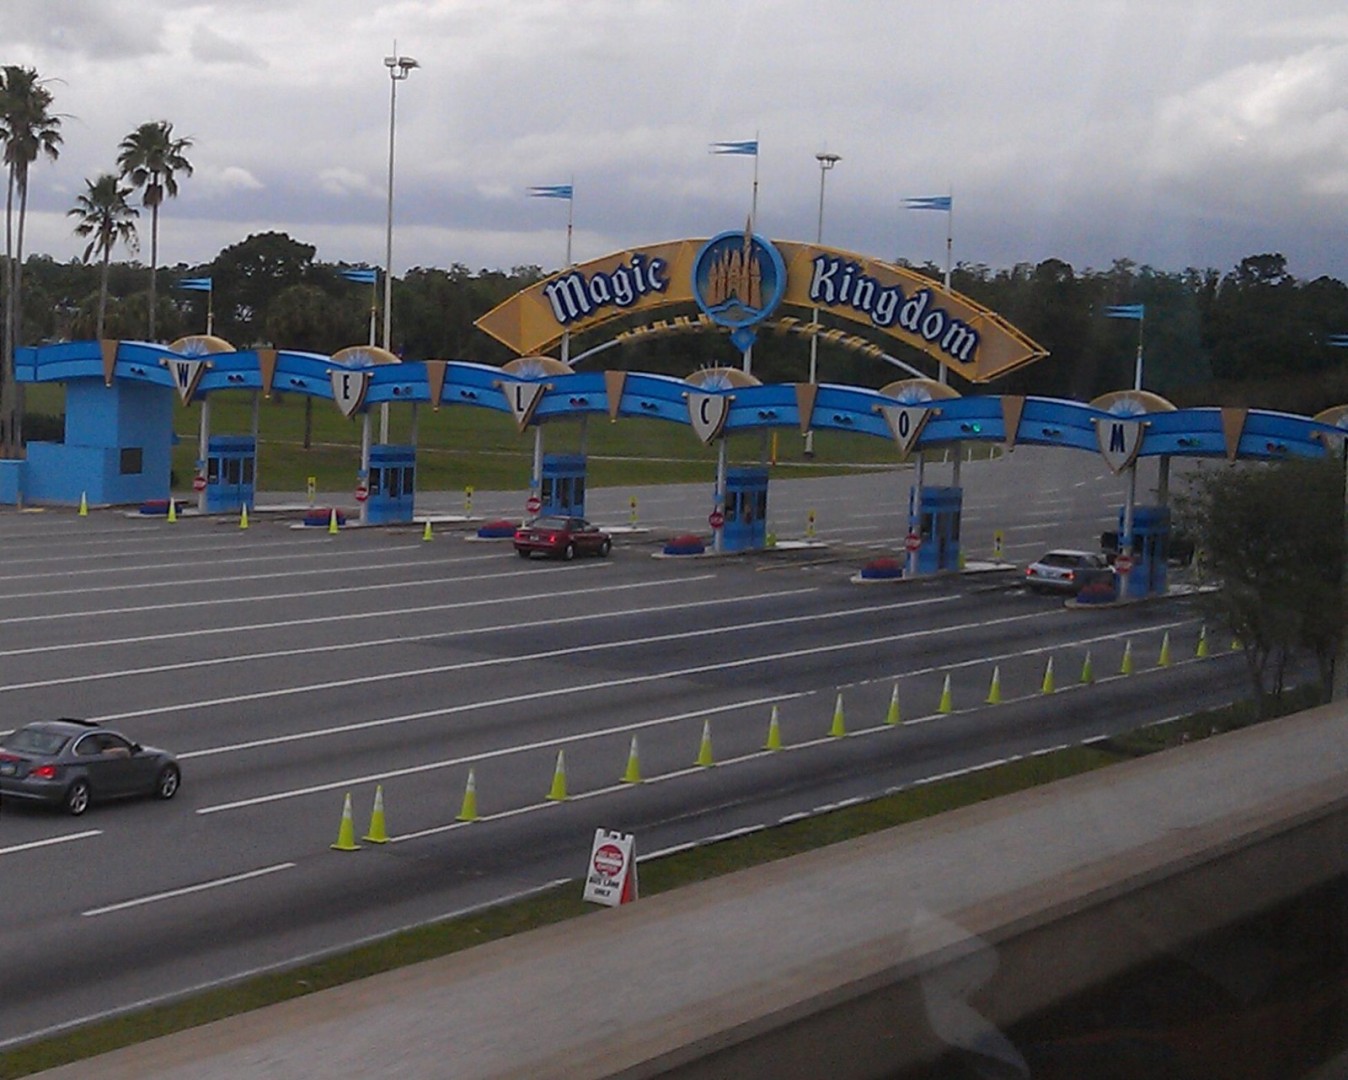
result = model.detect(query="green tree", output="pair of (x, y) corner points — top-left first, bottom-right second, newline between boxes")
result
(211, 231), (315, 346)
(0, 65), (62, 452)
(117, 120), (193, 341)
(1177, 457), (1344, 709)
(68, 174), (139, 339)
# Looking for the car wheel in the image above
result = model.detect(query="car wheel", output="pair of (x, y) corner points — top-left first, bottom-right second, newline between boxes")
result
(516, 548), (530, 559)
(563, 542), (576, 561)
(155, 764), (181, 800)
(65, 779), (91, 816)
(599, 538), (612, 557)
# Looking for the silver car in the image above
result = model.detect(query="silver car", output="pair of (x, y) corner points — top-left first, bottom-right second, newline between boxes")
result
(1024, 549), (1110, 594)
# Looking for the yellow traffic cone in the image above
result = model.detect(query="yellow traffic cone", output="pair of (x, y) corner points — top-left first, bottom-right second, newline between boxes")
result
(829, 692), (846, 738)
(547, 751), (568, 801)
(362, 784), (389, 843)
(78, 491), (88, 517)
(885, 683), (901, 726)
(621, 736), (642, 783)
(1158, 631), (1172, 668)
(938, 673), (953, 714)
(1231, 635), (1241, 651)
(1080, 649), (1095, 685)
(330, 792), (360, 851)
(696, 720), (715, 766)
(239, 505), (250, 530)
(1041, 656), (1056, 695)
(422, 519), (433, 542)
(328, 507), (339, 534)
(985, 665), (1002, 705)
(1121, 639), (1134, 675)
(166, 498), (178, 524)
(764, 704), (783, 750)
(1196, 624), (1209, 658)
(457, 768), (479, 820)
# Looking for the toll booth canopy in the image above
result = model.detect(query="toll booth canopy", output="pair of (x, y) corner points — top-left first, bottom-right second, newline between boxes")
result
(723, 466), (769, 552)
(367, 444), (416, 525)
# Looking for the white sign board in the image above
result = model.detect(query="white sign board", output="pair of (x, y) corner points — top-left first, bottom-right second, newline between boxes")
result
(583, 828), (638, 906)
(687, 392), (731, 445)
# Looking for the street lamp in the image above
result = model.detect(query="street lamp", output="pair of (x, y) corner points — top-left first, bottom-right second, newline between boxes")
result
(382, 50), (419, 355)
(805, 152), (841, 457)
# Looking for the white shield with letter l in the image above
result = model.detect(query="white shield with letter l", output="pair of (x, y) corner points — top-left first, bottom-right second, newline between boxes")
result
(879, 404), (932, 458)
(1095, 417), (1145, 474)
(687, 392), (731, 445)
(502, 379), (548, 432)
(330, 369), (371, 418)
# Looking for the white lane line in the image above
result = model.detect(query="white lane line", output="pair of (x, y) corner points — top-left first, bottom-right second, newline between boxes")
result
(100, 592), (964, 728)
(2, 583), (819, 692)
(0, 555), (585, 614)
(0, 574), (723, 659)
(0, 830), (102, 856)
(81, 862), (296, 917)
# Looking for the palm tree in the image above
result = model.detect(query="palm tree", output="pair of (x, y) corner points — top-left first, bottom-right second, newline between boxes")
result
(117, 120), (193, 341)
(68, 174), (139, 340)
(0, 65), (62, 454)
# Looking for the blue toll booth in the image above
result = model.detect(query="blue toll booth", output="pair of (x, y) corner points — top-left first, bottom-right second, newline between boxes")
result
(541, 453), (587, 518)
(366, 444), (417, 525)
(203, 435), (256, 514)
(912, 485), (963, 574)
(723, 466), (769, 552)
(1117, 504), (1171, 598)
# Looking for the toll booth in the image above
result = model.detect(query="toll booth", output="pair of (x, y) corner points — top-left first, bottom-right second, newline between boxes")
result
(541, 453), (587, 518)
(912, 485), (963, 574)
(366, 444), (417, 525)
(203, 435), (256, 514)
(723, 466), (769, 552)
(1117, 504), (1171, 598)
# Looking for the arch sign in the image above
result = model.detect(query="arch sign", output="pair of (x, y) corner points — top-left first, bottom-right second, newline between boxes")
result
(475, 236), (1047, 383)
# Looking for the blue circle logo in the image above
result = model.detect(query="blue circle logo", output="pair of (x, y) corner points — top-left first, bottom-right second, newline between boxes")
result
(691, 230), (787, 353)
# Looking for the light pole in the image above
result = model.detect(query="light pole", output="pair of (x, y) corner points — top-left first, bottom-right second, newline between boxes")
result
(382, 49), (418, 355)
(805, 152), (840, 457)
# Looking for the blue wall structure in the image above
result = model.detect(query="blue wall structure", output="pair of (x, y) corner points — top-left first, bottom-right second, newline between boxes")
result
(11, 339), (1347, 510)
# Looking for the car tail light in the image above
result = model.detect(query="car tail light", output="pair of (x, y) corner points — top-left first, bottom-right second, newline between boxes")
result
(30, 764), (58, 780)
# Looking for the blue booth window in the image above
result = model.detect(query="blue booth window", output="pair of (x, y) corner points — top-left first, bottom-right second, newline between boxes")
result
(120, 447), (142, 475)
(370, 469), (382, 495)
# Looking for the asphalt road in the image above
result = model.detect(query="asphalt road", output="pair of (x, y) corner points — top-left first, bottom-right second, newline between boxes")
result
(0, 449), (1237, 1048)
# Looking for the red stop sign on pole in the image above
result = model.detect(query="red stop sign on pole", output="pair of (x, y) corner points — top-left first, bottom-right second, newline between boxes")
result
(526, 495), (542, 514)
(708, 509), (725, 529)
(905, 532), (920, 553)
(1115, 552), (1134, 574)
(355, 483), (368, 503)
(192, 474), (206, 492)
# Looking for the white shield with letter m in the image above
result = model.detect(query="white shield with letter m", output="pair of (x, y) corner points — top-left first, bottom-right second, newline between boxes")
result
(1095, 417), (1145, 474)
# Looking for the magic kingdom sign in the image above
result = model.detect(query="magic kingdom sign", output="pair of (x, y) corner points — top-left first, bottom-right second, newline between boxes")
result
(475, 234), (1047, 382)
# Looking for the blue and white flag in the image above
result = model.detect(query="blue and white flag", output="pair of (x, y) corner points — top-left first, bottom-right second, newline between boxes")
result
(711, 140), (758, 156)
(528, 184), (573, 199)
(177, 277), (212, 291)
(1105, 304), (1145, 320)
(341, 267), (378, 285)
(904, 195), (952, 212)
(1327, 333), (1348, 347)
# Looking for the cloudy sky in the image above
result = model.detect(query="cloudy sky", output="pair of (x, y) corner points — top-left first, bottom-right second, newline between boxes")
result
(7, 0), (1348, 282)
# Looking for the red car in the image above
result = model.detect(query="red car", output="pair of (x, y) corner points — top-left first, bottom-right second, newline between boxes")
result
(513, 516), (612, 560)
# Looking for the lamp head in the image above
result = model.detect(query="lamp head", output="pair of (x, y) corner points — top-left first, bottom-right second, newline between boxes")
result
(816, 152), (841, 169)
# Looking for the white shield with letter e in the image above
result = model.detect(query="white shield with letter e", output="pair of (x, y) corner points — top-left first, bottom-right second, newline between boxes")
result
(330, 369), (371, 418)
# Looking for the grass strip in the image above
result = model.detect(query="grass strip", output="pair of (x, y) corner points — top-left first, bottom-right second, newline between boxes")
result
(0, 690), (1309, 1079)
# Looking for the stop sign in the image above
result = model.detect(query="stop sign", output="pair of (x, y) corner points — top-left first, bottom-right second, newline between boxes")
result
(1116, 552), (1134, 574)
(905, 532), (920, 553)
(192, 474), (206, 492)
(355, 483), (368, 503)
(526, 495), (542, 514)
(708, 509), (725, 529)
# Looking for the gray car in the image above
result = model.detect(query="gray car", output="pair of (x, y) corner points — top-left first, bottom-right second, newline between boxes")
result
(0, 719), (180, 816)
(1024, 549), (1111, 594)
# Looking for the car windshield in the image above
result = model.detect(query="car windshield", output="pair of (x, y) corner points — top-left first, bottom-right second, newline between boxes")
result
(1041, 552), (1088, 568)
(3, 728), (70, 755)
(530, 517), (569, 530)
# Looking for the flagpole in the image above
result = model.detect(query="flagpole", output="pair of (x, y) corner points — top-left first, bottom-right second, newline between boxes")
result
(943, 187), (953, 294)
(750, 130), (759, 231)
(1133, 314), (1145, 391)
(562, 178), (574, 365)
(369, 277), (377, 346)
(206, 283), (214, 337)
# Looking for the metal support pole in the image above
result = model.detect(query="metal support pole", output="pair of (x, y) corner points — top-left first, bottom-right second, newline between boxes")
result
(196, 395), (211, 514)
(359, 411), (372, 527)
(805, 152), (840, 457)
(714, 437), (727, 554)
